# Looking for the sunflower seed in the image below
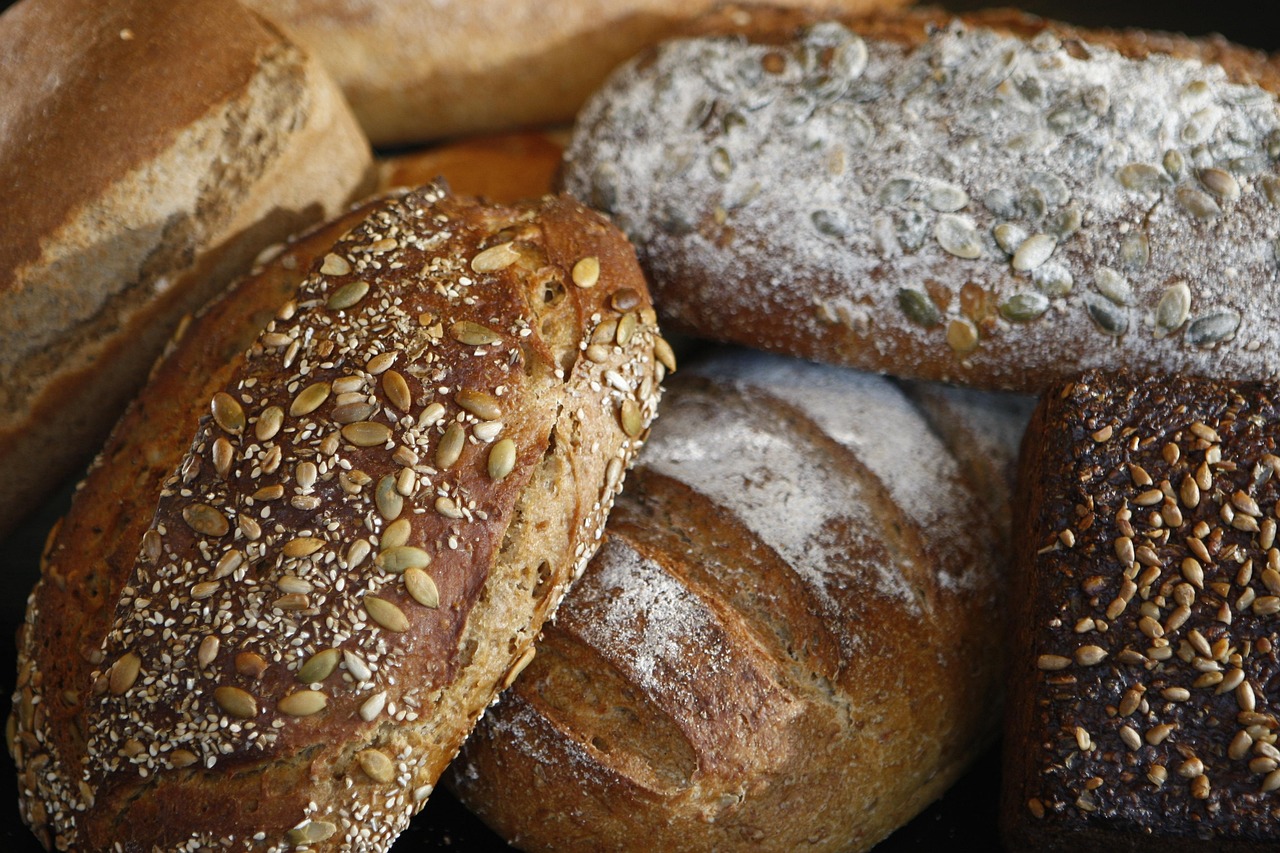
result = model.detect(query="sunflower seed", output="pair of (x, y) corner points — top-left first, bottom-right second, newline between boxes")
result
(183, 504), (229, 538)
(946, 318), (979, 354)
(1261, 176), (1280, 207)
(1046, 203), (1083, 239)
(1026, 172), (1070, 208)
(320, 253), (351, 275)
(359, 691), (387, 722)
(283, 537), (324, 558)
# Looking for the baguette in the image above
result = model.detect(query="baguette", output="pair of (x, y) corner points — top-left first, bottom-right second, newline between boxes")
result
(0, 0), (375, 537)
(8, 184), (665, 851)
(449, 349), (1029, 852)
(1003, 370), (1280, 850)
(562, 5), (1280, 392)
(243, 0), (910, 147)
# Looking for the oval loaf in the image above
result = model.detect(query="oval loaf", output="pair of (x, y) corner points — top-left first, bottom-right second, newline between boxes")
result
(8, 184), (665, 851)
(0, 0), (375, 537)
(562, 6), (1280, 392)
(449, 349), (1029, 852)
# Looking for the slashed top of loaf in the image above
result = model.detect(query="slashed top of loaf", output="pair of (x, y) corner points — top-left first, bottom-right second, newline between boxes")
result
(564, 15), (1280, 388)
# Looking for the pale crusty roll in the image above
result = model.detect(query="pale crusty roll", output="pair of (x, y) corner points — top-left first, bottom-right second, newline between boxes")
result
(0, 0), (375, 538)
(244, 0), (910, 147)
(449, 349), (1030, 852)
(562, 5), (1280, 393)
(8, 184), (666, 851)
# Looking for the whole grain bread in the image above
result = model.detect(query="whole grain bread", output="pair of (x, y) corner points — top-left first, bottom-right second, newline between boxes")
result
(7, 184), (665, 851)
(449, 349), (1029, 852)
(0, 0), (375, 538)
(378, 131), (569, 204)
(1004, 370), (1280, 851)
(243, 0), (910, 147)
(561, 5), (1280, 392)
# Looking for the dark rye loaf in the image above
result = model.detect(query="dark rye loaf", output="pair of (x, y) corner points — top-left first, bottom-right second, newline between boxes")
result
(8, 185), (666, 851)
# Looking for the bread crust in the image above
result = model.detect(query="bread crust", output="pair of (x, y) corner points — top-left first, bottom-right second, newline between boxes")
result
(0, 0), (375, 537)
(244, 0), (910, 146)
(562, 5), (1280, 393)
(378, 131), (569, 204)
(450, 350), (1026, 852)
(8, 186), (664, 851)
(1004, 371), (1280, 850)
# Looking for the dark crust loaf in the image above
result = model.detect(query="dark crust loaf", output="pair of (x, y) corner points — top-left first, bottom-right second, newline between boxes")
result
(449, 350), (1023, 852)
(1003, 371), (1280, 851)
(8, 185), (665, 851)
(562, 5), (1280, 392)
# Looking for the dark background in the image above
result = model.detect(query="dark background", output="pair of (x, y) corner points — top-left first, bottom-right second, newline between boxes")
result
(0, 0), (1275, 850)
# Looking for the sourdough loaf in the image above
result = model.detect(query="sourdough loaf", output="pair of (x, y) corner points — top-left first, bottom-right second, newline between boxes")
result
(562, 5), (1280, 392)
(1004, 371), (1280, 851)
(243, 0), (909, 146)
(8, 184), (665, 852)
(449, 349), (1029, 852)
(0, 0), (375, 538)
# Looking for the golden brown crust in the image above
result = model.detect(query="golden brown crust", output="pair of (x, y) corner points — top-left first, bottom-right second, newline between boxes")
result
(0, 0), (375, 537)
(10, 186), (664, 851)
(450, 351), (1025, 852)
(378, 131), (568, 204)
(244, 0), (911, 146)
(563, 4), (1280, 393)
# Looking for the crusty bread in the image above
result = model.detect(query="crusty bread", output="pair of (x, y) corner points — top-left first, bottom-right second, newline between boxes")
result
(561, 5), (1280, 393)
(243, 0), (910, 147)
(378, 131), (569, 204)
(1004, 370), (1280, 851)
(0, 0), (375, 538)
(449, 349), (1029, 852)
(7, 184), (665, 851)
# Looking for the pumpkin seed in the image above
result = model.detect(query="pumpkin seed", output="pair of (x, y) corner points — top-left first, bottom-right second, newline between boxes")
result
(1047, 203), (1083, 239)
(1176, 186), (1222, 220)
(211, 392), (245, 435)
(1000, 292), (1050, 322)
(380, 518), (411, 549)
(946, 318), (979, 354)
(1026, 171), (1069, 208)
(1163, 149), (1185, 181)
(376, 475), (403, 521)
(327, 280), (370, 310)
(470, 241), (520, 273)
(183, 504), (229, 538)
(927, 182), (969, 213)
(1012, 234), (1056, 272)
(879, 178), (915, 206)
(898, 288), (942, 328)
(109, 653), (141, 695)
(376, 546), (432, 574)
(342, 421), (392, 447)
(934, 215), (981, 259)
(488, 438), (517, 480)
(1084, 294), (1129, 336)
(436, 422), (465, 469)
(214, 686), (258, 719)
(1094, 267), (1132, 305)
(1116, 163), (1168, 192)
(1199, 168), (1240, 201)
(457, 389), (501, 420)
(450, 321), (501, 346)
(1186, 309), (1241, 347)
(357, 749), (396, 784)
(811, 209), (852, 239)
(278, 690), (327, 717)
(404, 568), (440, 608)
(255, 406), (284, 441)
(283, 537), (324, 558)
(993, 222), (1027, 255)
(364, 596), (410, 633)
(1154, 283), (1192, 337)
(382, 370), (411, 412)
(571, 257), (600, 288)
(1260, 175), (1280, 207)
(1120, 233), (1150, 269)
(1032, 263), (1074, 297)
(290, 382), (331, 417)
(983, 188), (1019, 218)
(297, 649), (341, 684)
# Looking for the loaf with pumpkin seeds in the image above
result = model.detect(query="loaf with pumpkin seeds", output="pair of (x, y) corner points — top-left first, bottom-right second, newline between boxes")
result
(1003, 371), (1280, 850)
(562, 5), (1280, 392)
(7, 184), (666, 851)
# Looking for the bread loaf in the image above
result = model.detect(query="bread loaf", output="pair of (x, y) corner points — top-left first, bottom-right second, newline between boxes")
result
(449, 348), (1029, 852)
(7, 184), (665, 851)
(1003, 370), (1280, 851)
(378, 131), (568, 204)
(243, 0), (910, 147)
(0, 0), (375, 538)
(562, 5), (1280, 393)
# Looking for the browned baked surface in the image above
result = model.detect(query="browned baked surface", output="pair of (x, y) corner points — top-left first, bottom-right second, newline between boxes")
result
(450, 349), (1025, 852)
(562, 4), (1280, 393)
(244, 0), (911, 146)
(8, 185), (665, 851)
(0, 0), (375, 537)
(1004, 371), (1280, 850)
(378, 131), (568, 203)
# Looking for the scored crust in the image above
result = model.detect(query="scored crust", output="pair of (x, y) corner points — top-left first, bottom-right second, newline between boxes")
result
(8, 185), (666, 851)
(562, 5), (1280, 392)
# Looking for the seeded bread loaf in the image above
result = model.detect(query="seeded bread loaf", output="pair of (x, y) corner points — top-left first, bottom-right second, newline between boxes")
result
(0, 0), (375, 538)
(1003, 370), (1280, 851)
(562, 5), (1280, 393)
(243, 0), (910, 147)
(7, 183), (665, 852)
(448, 349), (1029, 852)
